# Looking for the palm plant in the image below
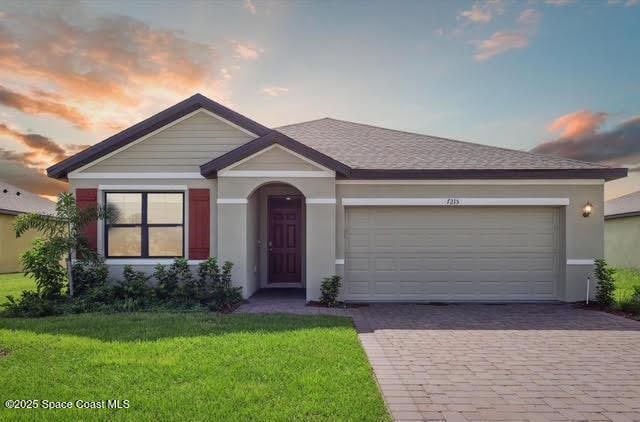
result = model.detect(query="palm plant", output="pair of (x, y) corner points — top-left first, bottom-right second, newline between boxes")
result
(14, 192), (114, 297)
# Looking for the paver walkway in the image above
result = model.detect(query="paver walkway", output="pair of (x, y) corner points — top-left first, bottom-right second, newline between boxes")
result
(237, 292), (640, 421)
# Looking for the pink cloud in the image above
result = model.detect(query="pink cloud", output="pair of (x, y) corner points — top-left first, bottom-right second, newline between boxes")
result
(0, 9), (229, 130)
(472, 32), (529, 61)
(460, 4), (493, 23)
(231, 40), (262, 60)
(518, 9), (541, 26)
(0, 85), (91, 129)
(532, 113), (640, 169)
(547, 110), (608, 139)
(262, 86), (289, 97)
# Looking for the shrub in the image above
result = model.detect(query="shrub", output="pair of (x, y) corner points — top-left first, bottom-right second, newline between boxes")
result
(2, 291), (61, 317)
(594, 258), (616, 308)
(320, 275), (342, 307)
(114, 266), (153, 303)
(21, 239), (67, 300)
(72, 257), (109, 296)
(154, 258), (194, 302)
(198, 258), (243, 312)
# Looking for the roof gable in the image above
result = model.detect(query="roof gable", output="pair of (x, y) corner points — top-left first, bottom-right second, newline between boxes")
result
(200, 130), (351, 177)
(224, 144), (333, 173)
(47, 94), (270, 179)
(73, 110), (254, 174)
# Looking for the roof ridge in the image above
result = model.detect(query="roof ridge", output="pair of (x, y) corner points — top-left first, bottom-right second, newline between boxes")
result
(285, 117), (611, 169)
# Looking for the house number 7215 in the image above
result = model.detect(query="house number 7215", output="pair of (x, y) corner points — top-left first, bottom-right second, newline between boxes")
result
(446, 198), (460, 205)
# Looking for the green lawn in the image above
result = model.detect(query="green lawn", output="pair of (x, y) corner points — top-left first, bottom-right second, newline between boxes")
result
(0, 273), (35, 305)
(0, 312), (389, 421)
(614, 267), (640, 314)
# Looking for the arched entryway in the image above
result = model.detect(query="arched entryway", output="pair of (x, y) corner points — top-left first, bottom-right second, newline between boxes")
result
(246, 182), (306, 295)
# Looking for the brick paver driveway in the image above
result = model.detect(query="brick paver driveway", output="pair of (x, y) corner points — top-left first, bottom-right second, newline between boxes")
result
(354, 304), (640, 422)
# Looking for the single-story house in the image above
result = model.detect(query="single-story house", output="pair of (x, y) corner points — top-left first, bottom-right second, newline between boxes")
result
(605, 191), (640, 269)
(47, 94), (627, 302)
(0, 181), (56, 273)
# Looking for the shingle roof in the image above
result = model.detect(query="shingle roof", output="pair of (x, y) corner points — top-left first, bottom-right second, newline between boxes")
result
(48, 94), (627, 181)
(0, 181), (56, 216)
(277, 118), (612, 171)
(605, 191), (640, 219)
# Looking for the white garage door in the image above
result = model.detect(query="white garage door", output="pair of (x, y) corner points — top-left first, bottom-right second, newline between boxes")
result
(345, 207), (561, 301)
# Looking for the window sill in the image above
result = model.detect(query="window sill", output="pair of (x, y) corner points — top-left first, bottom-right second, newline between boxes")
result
(105, 258), (205, 265)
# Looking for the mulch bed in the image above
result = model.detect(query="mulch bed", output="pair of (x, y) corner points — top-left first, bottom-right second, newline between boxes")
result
(574, 302), (640, 321)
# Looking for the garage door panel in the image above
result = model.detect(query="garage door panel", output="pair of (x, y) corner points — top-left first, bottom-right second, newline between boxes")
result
(345, 206), (560, 301)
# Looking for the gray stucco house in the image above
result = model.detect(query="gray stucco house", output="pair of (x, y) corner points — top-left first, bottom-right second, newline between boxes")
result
(48, 94), (627, 302)
(605, 191), (640, 269)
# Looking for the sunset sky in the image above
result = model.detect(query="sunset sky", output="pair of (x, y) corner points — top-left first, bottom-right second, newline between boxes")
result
(0, 0), (638, 200)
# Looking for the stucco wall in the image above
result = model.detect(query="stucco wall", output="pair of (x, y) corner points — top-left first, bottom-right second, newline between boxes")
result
(0, 214), (41, 274)
(217, 176), (335, 300)
(71, 175), (605, 303)
(605, 216), (640, 269)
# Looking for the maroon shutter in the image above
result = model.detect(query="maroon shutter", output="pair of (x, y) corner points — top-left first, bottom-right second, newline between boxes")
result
(76, 188), (98, 254)
(189, 189), (210, 260)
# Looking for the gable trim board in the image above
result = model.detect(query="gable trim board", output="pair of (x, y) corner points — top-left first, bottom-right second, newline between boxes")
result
(70, 172), (205, 180)
(605, 211), (640, 220)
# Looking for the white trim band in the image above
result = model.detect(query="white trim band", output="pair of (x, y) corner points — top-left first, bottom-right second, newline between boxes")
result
(341, 197), (570, 206)
(567, 259), (595, 265)
(98, 184), (188, 191)
(306, 198), (337, 204)
(336, 179), (604, 185)
(106, 259), (206, 265)
(217, 198), (248, 204)
(219, 170), (334, 178)
(70, 172), (204, 180)
(335, 259), (345, 265)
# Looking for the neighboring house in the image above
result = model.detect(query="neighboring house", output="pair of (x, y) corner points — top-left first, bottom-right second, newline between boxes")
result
(0, 182), (56, 273)
(605, 191), (640, 269)
(47, 94), (627, 302)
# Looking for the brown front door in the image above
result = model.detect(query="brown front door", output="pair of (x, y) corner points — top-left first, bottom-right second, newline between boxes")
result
(268, 196), (302, 283)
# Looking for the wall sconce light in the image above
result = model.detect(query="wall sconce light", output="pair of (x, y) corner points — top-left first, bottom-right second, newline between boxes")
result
(582, 202), (593, 217)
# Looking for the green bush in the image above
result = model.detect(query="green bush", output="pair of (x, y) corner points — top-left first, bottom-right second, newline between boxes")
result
(154, 258), (195, 302)
(320, 275), (342, 307)
(72, 257), (109, 296)
(114, 266), (153, 302)
(2, 257), (242, 317)
(594, 258), (616, 308)
(2, 291), (62, 317)
(196, 258), (242, 311)
(21, 239), (67, 300)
